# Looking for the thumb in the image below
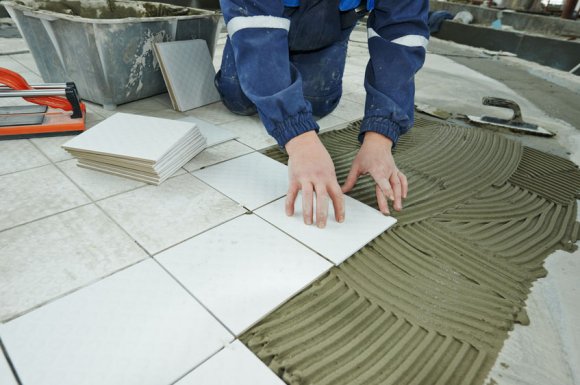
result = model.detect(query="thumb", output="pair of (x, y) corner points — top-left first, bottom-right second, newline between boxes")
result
(341, 165), (359, 193)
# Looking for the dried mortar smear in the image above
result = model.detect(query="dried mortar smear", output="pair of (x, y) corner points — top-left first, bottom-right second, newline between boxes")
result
(241, 116), (580, 385)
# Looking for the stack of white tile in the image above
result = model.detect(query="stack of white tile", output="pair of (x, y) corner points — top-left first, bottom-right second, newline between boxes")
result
(62, 113), (206, 185)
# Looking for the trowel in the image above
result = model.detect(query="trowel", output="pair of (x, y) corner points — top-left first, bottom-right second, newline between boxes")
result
(468, 97), (554, 137)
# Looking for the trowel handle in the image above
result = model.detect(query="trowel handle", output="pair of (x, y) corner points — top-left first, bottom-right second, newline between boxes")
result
(482, 97), (524, 124)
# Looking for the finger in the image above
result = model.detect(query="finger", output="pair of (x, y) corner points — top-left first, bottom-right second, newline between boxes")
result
(302, 183), (314, 225)
(328, 182), (345, 223)
(375, 175), (394, 202)
(285, 182), (300, 216)
(399, 170), (408, 199)
(376, 184), (390, 215)
(341, 165), (359, 193)
(314, 185), (329, 228)
(390, 172), (403, 211)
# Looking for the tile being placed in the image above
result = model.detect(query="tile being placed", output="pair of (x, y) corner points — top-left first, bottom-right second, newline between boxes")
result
(175, 340), (285, 385)
(154, 40), (220, 111)
(193, 152), (288, 210)
(57, 159), (146, 201)
(157, 214), (331, 335)
(0, 165), (90, 231)
(0, 139), (49, 175)
(183, 140), (254, 172)
(179, 116), (237, 147)
(98, 173), (245, 254)
(0, 204), (147, 322)
(219, 116), (277, 150)
(0, 347), (17, 385)
(255, 194), (397, 265)
(30, 136), (74, 162)
(0, 260), (233, 385)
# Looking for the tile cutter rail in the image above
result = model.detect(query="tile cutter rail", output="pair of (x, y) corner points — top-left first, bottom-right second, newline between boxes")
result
(0, 68), (86, 140)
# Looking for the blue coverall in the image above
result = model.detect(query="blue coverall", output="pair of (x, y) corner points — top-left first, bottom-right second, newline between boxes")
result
(215, 0), (429, 148)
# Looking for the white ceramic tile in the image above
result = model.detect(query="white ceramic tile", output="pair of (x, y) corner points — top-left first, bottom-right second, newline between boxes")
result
(148, 93), (173, 108)
(316, 114), (349, 133)
(219, 116), (277, 150)
(183, 140), (254, 172)
(140, 109), (186, 121)
(0, 56), (22, 71)
(0, 139), (49, 175)
(98, 173), (245, 254)
(30, 135), (76, 162)
(84, 101), (116, 119)
(154, 40), (220, 111)
(179, 116), (237, 147)
(342, 90), (367, 105)
(115, 97), (167, 114)
(175, 340), (285, 385)
(0, 204), (147, 322)
(255, 194), (397, 265)
(0, 260), (233, 385)
(0, 165), (90, 231)
(193, 152), (288, 210)
(331, 97), (365, 122)
(0, 348), (17, 385)
(10, 53), (40, 74)
(157, 214), (331, 335)
(62, 113), (197, 162)
(57, 159), (146, 200)
(186, 101), (241, 125)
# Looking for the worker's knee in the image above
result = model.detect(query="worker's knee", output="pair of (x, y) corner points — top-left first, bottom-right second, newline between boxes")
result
(214, 70), (257, 116)
(306, 88), (342, 118)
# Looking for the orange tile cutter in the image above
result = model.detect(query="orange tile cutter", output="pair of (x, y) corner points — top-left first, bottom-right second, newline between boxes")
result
(0, 68), (86, 139)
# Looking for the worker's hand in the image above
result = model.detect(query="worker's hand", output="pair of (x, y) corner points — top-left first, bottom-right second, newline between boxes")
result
(285, 131), (345, 228)
(342, 131), (407, 215)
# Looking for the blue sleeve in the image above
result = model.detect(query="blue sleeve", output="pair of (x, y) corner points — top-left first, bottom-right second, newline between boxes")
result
(220, 0), (319, 148)
(360, 0), (429, 145)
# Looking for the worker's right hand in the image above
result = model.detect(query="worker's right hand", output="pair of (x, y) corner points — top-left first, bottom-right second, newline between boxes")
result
(285, 131), (345, 228)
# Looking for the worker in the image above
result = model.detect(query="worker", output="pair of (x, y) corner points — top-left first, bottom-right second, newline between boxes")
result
(215, 0), (429, 228)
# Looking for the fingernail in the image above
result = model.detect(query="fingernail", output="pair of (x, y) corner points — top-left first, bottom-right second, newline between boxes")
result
(317, 221), (326, 229)
(339, 215), (345, 223)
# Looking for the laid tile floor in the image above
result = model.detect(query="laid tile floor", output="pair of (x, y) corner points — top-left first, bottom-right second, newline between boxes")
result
(157, 214), (332, 335)
(192, 152), (289, 210)
(0, 32), (371, 384)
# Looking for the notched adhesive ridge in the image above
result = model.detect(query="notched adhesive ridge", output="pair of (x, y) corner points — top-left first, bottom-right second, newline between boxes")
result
(247, 116), (580, 385)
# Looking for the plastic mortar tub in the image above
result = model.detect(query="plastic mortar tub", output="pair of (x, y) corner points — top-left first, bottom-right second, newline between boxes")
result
(2, 0), (222, 109)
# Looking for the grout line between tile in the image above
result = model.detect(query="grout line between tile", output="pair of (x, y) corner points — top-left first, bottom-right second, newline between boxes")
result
(93, 203), (153, 257)
(0, 337), (23, 385)
(151, 257), (236, 337)
(253, 209), (339, 266)
(148, 210), (249, 257)
(0, 139), (54, 178)
(0, 162), (51, 178)
(186, 144), (257, 172)
(0, 201), (93, 236)
(0, 258), (148, 324)
(168, 345), (227, 385)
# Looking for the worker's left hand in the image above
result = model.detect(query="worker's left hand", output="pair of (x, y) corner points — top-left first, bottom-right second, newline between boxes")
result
(342, 131), (407, 215)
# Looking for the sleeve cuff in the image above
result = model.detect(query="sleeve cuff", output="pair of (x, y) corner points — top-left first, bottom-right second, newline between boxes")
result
(358, 116), (402, 146)
(271, 112), (320, 148)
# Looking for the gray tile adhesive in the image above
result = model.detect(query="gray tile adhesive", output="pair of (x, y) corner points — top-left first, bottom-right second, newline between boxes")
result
(241, 116), (580, 385)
